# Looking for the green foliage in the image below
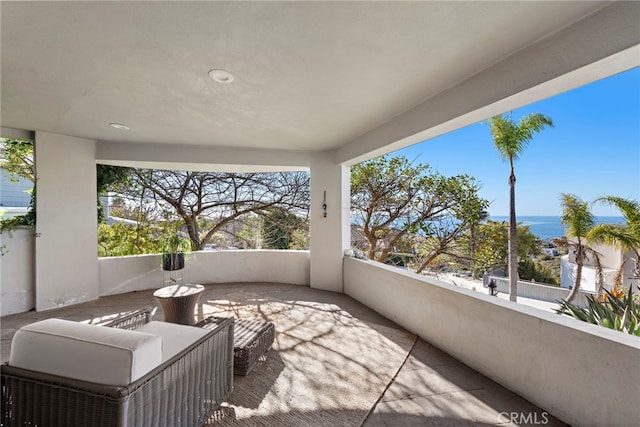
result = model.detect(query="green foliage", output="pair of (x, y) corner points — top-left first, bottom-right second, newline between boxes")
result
(262, 209), (308, 249)
(462, 220), (541, 276)
(535, 256), (561, 284)
(488, 113), (553, 300)
(290, 228), (309, 250)
(351, 155), (489, 264)
(235, 215), (261, 249)
(98, 223), (165, 257)
(557, 287), (640, 336)
(0, 138), (35, 182)
(1, 141), (133, 229)
(162, 231), (191, 253)
(488, 113), (554, 163)
(560, 193), (594, 240)
(518, 258), (559, 285)
(264, 214), (289, 249)
(96, 165), (132, 223)
(587, 196), (640, 286)
(97, 165), (131, 193)
(0, 187), (36, 234)
(0, 138), (36, 232)
(558, 193), (604, 300)
(0, 204), (36, 233)
(466, 220), (508, 274)
(121, 169), (309, 251)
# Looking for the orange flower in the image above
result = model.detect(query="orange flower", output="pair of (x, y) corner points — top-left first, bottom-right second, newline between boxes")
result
(611, 286), (626, 299)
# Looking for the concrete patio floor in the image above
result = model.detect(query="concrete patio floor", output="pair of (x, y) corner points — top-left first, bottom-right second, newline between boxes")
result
(1, 282), (567, 426)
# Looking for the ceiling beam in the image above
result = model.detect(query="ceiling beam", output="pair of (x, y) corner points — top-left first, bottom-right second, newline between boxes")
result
(0, 127), (34, 141)
(96, 140), (312, 173)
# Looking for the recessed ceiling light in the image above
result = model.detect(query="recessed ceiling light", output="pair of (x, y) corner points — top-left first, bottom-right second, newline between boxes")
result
(109, 123), (129, 130)
(208, 69), (234, 84)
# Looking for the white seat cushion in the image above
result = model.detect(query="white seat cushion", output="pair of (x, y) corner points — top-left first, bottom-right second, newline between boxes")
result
(9, 319), (162, 386)
(136, 321), (210, 362)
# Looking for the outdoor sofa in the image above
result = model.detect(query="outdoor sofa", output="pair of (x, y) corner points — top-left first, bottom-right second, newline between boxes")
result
(1, 308), (234, 427)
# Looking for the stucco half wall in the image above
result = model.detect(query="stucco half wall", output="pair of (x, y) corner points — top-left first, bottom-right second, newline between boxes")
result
(343, 257), (640, 427)
(99, 250), (310, 296)
(0, 228), (35, 315)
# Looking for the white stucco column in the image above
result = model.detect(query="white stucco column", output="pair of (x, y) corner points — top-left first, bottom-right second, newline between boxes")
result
(35, 132), (98, 311)
(309, 152), (350, 292)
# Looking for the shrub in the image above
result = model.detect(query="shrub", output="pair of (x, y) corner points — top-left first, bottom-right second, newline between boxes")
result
(518, 258), (559, 285)
(556, 286), (640, 336)
(98, 223), (165, 257)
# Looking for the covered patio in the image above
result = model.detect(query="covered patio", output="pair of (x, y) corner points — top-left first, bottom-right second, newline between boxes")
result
(1, 282), (566, 426)
(1, 2), (639, 426)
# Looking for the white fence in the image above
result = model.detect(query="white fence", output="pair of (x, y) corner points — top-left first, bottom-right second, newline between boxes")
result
(484, 275), (594, 308)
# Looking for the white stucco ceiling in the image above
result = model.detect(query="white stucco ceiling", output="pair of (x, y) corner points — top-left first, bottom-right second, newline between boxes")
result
(0, 1), (632, 155)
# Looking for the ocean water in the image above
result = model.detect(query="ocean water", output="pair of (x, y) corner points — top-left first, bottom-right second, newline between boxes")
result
(489, 216), (625, 240)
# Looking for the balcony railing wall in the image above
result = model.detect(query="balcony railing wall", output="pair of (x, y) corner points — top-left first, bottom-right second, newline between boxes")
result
(1, 242), (310, 315)
(0, 228), (35, 315)
(343, 256), (640, 427)
(5, 238), (639, 426)
(99, 250), (310, 296)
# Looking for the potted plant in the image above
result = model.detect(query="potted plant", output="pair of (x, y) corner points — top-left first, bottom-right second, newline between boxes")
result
(162, 233), (190, 271)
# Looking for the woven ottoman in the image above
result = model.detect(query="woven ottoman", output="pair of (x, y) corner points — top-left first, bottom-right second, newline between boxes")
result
(197, 317), (275, 376)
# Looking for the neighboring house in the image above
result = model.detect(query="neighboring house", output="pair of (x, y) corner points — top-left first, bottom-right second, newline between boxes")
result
(105, 215), (138, 227)
(541, 242), (559, 257)
(1, 173), (111, 223)
(560, 242), (638, 294)
(0, 168), (32, 218)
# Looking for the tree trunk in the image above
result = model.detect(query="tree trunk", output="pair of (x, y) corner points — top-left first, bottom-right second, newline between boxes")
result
(566, 245), (585, 303)
(378, 246), (391, 263)
(508, 170), (518, 302)
(566, 257), (583, 303)
(470, 223), (477, 279)
(366, 234), (377, 260)
(378, 230), (408, 263)
(416, 253), (438, 274)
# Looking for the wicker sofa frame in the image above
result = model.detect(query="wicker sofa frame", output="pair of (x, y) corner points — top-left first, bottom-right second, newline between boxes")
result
(1, 308), (234, 427)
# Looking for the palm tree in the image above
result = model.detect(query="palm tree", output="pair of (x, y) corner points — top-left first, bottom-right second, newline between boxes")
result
(559, 193), (603, 302)
(488, 113), (553, 301)
(588, 196), (640, 291)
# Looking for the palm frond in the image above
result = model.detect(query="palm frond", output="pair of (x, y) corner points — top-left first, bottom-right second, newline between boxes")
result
(487, 113), (553, 163)
(588, 224), (636, 249)
(559, 193), (594, 238)
(594, 196), (640, 222)
(516, 113), (554, 142)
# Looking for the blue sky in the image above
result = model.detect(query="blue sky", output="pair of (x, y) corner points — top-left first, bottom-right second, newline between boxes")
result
(392, 67), (640, 217)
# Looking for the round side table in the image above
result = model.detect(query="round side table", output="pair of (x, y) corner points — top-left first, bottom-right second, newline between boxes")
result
(153, 283), (205, 325)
